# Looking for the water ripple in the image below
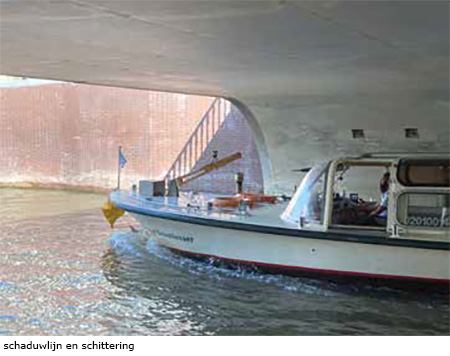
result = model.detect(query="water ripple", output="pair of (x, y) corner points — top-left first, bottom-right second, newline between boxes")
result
(1, 188), (448, 335)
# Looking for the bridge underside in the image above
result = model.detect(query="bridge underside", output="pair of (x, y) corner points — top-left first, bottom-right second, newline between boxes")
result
(1, 1), (448, 192)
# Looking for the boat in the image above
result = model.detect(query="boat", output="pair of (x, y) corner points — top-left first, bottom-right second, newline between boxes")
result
(108, 153), (450, 288)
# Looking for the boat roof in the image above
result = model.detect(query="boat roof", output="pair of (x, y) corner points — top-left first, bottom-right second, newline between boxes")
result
(351, 152), (449, 160)
(330, 152), (449, 165)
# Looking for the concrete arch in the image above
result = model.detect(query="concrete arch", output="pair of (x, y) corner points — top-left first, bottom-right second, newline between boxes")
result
(228, 98), (274, 192)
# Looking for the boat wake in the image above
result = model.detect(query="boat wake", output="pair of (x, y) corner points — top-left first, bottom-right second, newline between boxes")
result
(148, 238), (339, 297)
(107, 228), (337, 296)
(106, 229), (436, 300)
(104, 229), (449, 336)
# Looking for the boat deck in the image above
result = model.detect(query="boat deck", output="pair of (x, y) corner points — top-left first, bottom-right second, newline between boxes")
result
(111, 189), (294, 229)
(110, 190), (450, 250)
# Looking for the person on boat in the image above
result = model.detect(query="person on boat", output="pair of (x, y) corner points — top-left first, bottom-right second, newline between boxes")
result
(366, 172), (390, 226)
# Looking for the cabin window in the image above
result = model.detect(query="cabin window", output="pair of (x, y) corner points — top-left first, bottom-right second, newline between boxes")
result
(331, 163), (391, 228)
(397, 192), (450, 229)
(397, 158), (450, 187)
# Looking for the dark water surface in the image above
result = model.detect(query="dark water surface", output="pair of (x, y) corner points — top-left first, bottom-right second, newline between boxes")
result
(0, 188), (448, 335)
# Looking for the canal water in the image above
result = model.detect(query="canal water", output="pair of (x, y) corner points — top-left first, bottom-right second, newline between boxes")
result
(0, 188), (448, 335)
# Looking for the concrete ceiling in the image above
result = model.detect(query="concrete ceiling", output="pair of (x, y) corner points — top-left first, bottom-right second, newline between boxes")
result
(1, 0), (449, 191)
(1, 0), (448, 99)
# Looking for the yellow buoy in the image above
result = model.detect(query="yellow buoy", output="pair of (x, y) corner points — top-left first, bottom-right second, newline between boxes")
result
(101, 200), (125, 228)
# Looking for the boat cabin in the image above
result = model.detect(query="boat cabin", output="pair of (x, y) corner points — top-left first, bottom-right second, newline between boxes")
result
(281, 153), (450, 242)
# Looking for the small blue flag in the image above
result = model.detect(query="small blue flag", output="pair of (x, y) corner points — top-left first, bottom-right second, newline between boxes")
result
(119, 150), (127, 169)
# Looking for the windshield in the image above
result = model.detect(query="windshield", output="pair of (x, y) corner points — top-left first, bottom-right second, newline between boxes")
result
(281, 162), (328, 226)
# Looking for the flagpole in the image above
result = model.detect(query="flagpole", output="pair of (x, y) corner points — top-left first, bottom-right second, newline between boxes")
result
(117, 145), (122, 190)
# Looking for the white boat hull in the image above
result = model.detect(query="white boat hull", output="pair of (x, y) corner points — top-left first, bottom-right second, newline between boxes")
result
(132, 213), (450, 285)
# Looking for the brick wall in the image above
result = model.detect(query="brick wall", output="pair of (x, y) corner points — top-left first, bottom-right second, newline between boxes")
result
(0, 82), (264, 192)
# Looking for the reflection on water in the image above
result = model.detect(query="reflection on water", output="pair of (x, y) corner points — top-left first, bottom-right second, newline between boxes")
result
(0, 188), (448, 335)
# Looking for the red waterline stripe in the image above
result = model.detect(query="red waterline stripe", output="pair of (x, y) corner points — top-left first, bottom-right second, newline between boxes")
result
(167, 246), (450, 284)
